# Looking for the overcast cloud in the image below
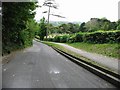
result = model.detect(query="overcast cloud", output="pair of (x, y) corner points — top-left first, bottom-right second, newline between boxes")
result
(35, 0), (120, 22)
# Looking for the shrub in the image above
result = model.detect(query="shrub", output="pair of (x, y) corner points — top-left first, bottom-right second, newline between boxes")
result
(74, 33), (83, 42)
(84, 32), (104, 43)
(35, 35), (40, 40)
(67, 35), (75, 43)
(53, 36), (61, 42)
(20, 30), (33, 47)
(44, 38), (53, 41)
(60, 35), (69, 43)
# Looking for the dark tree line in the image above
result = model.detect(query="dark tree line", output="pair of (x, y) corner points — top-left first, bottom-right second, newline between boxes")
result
(40, 18), (120, 38)
(44, 23), (80, 35)
(2, 2), (37, 55)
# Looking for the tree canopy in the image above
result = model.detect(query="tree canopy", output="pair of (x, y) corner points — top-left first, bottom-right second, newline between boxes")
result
(2, 2), (37, 55)
(38, 17), (47, 40)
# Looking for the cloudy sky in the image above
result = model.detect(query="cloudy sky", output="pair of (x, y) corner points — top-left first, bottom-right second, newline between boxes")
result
(34, 0), (120, 22)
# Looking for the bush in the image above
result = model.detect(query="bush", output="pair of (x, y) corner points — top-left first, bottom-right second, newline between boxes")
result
(53, 36), (61, 42)
(83, 32), (107, 43)
(35, 35), (40, 40)
(20, 30), (33, 47)
(60, 35), (69, 43)
(67, 35), (75, 43)
(45, 38), (53, 41)
(74, 33), (83, 42)
(110, 31), (120, 43)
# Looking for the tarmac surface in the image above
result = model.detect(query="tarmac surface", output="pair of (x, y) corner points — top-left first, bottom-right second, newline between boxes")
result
(2, 40), (115, 88)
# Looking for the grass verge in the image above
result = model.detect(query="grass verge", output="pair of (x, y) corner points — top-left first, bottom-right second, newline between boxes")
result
(41, 40), (118, 74)
(66, 42), (120, 59)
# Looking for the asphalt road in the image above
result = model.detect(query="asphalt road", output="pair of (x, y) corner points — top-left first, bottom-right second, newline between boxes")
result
(2, 40), (115, 88)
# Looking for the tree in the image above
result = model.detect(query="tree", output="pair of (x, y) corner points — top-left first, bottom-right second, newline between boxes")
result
(85, 18), (116, 31)
(101, 22), (110, 30)
(67, 23), (79, 33)
(116, 19), (120, 30)
(100, 18), (111, 30)
(2, 2), (37, 54)
(26, 19), (39, 43)
(109, 22), (117, 30)
(58, 24), (68, 33)
(79, 22), (86, 32)
(47, 23), (55, 35)
(85, 18), (100, 32)
(39, 17), (47, 40)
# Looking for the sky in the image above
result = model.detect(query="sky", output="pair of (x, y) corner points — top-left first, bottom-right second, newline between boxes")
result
(34, 0), (120, 22)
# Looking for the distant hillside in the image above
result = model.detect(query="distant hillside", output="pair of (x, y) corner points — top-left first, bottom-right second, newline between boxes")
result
(50, 21), (81, 26)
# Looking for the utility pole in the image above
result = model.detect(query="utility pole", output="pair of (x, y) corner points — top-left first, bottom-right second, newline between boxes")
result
(47, 3), (51, 38)
(43, 0), (57, 38)
(43, 0), (65, 38)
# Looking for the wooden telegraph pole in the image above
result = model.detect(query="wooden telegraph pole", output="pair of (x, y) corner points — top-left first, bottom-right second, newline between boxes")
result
(43, 0), (58, 38)
(43, 0), (65, 38)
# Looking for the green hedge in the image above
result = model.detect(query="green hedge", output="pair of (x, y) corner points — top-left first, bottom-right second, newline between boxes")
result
(75, 33), (83, 42)
(67, 35), (75, 43)
(83, 30), (120, 43)
(45, 38), (53, 42)
(46, 30), (120, 44)
(60, 35), (69, 43)
(53, 36), (61, 42)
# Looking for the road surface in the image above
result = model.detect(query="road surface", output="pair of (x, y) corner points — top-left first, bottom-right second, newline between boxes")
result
(2, 40), (115, 88)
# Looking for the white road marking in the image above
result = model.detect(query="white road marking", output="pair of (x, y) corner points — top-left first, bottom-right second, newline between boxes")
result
(50, 69), (60, 75)
(57, 53), (60, 55)
(12, 74), (15, 77)
(36, 80), (39, 82)
(54, 71), (60, 74)
(3, 68), (7, 71)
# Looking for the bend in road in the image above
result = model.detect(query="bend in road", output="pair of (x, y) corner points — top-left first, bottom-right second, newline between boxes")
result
(3, 40), (115, 88)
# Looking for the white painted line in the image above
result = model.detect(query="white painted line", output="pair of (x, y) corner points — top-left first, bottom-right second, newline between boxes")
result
(36, 80), (39, 82)
(3, 69), (7, 71)
(12, 74), (15, 77)
(57, 53), (60, 55)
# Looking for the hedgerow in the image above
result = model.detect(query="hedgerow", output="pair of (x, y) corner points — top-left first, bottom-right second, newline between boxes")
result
(45, 30), (120, 44)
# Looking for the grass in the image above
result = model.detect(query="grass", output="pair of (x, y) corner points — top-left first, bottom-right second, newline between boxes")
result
(66, 42), (120, 59)
(41, 41), (118, 74)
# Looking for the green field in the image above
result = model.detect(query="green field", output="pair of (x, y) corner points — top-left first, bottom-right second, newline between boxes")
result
(67, 42), (120, 59)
